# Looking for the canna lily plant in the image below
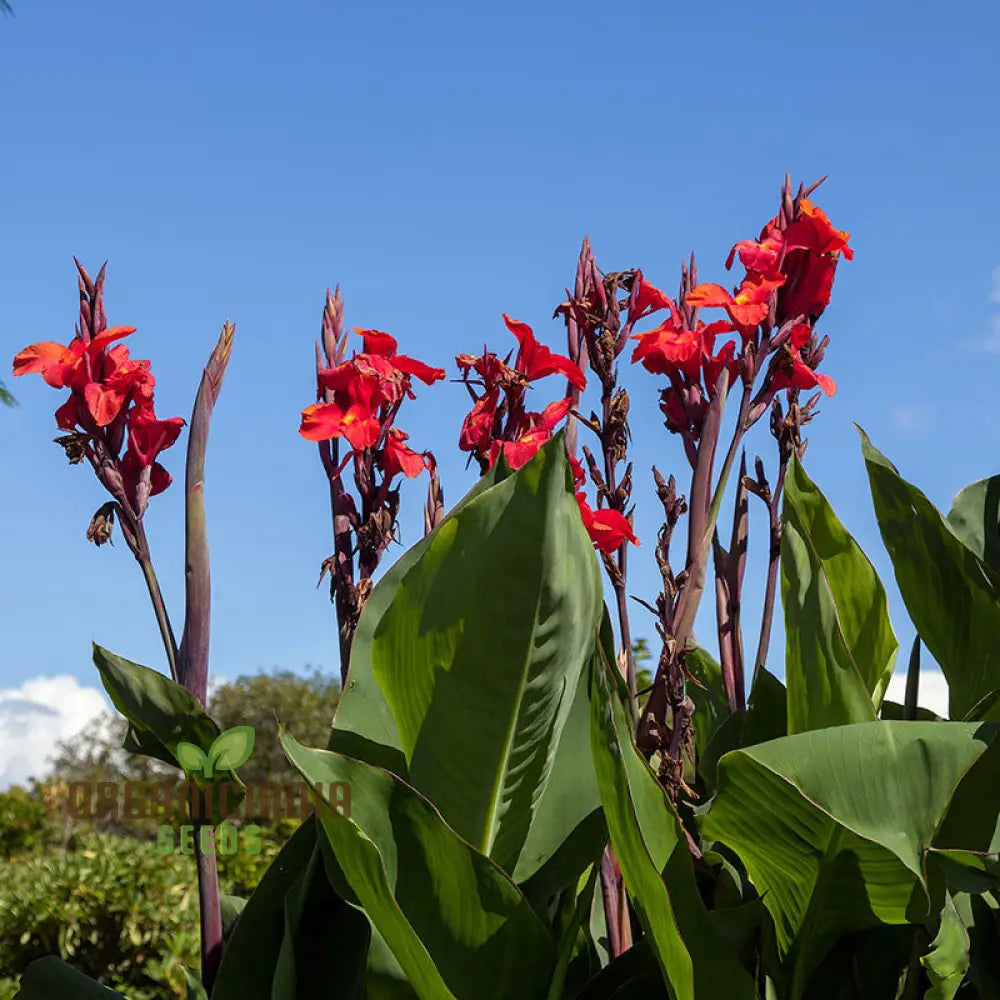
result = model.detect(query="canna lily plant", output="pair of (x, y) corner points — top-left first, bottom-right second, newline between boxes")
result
(11, 178), (1000, 1000)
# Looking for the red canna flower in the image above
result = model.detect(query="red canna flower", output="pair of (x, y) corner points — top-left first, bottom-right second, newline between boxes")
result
(459, 388), (500, 455)
(494, 397), (573, 470)
(628, 273), (675, 325)
(302, 358), (391, 448)
(702, 338), (741, 394)
(575, 492), (639, 554)
(118, 406), (186, 511)
(769, 351), (837, 397)
(357, 329), (446, 388)
(126, 406), (186, 467)
(686, 272), (785, 332)
(630, 318), (733, 380)
(726, 225), (785, 275)
(504, 315), (587, 390)
(379, 427), (434, 479)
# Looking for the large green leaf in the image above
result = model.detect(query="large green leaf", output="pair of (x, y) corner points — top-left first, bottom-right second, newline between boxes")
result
(280, 729), (555, 1000)
(781, 456), (897, 733)
(860, 430), (1000, 720)
(93, 643), (221, 763)
(589, 632), (757, 1000)
(93, 643), (244, 817)
(700, 666), (786, 791)
(947, 475), (1000, 572)
(701, 721), (1000, 998)
(213, 817), (370, 1000)
(14, 957), (125, 998)
(330, 460), (509, 774)
(333, 434), (605, 885)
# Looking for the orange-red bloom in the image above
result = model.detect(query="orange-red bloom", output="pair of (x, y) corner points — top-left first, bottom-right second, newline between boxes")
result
(380, 427), (434, 479)
(575, 493), (639, 554)
(630, 318), (734, 382)
(629, 273), (675, 324)
(686, 272), (785, 331)
(490, 397), (573, 470)
(504, 315), (586, 390)
(770, 351), (837, 397)
(357, 329), (446, 388)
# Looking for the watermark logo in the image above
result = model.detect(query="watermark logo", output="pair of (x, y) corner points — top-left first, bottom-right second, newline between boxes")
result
(176, 725), (255, 779)
(45, 724), (350, 857)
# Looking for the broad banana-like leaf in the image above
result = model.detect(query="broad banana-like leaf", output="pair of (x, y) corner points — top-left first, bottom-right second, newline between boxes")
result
(860, 430), (1000, 720)
(781, 455), (897, 732)
(331, 434), (605, 886)
(701, 721), (1000, 998)
(281, 729), (554, 1000)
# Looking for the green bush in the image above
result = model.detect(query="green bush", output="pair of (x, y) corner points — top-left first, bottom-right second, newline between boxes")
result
(0, 835), (199, 999)
(0, 788), (52, 860)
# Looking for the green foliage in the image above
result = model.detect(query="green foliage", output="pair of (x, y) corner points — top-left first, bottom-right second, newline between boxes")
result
(589, 628), (756, 999)
(0, 835), (199, 999)
(27, 428), (1000, 1000)
(333, 435), (606, 886)
(860, 429), (1000, 720)
(780, 455), (897, 732)
(0, 788), (53, 859)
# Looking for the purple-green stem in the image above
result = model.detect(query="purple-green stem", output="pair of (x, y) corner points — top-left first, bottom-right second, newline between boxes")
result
(751, 455), (788, 687)
(135, 525), (180, 684)
(177, 322), (235, 992)
(713, 452), (749, 712)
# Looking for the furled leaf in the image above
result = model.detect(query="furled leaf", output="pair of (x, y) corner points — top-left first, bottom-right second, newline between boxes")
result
(332, 434), (605, 887)
(701, 721), (1000, 998)
(280, 728), (555, 1000)
(781, 455), (897, 732)
(860, 430), (1000, 720)
(14, 957), (125, 998)
(589, 631), (757, 1000)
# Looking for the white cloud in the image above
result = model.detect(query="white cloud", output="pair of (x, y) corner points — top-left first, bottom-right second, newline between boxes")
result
(0, 676), (109, 789)
(885, 668), (951, 718)
(889, 404), (936, 432)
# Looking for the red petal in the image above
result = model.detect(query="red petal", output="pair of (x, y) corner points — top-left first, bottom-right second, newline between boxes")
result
(357, 329), (398, 357)
(88, 326), (136, 354)
(84, 382), (127, 426)
(685, 284), (733, 309)
(393, 354), (447, 385)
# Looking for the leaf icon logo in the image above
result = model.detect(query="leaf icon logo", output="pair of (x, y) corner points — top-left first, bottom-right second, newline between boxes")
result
(176, 726), (255, 778)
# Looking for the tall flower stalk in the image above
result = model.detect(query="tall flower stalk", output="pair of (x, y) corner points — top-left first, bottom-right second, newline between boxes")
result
(12, 263), (236, 991)
(302, 290), (444, 683)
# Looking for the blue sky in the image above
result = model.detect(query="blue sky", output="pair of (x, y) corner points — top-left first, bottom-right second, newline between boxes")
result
(2, 1), (999, 779)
